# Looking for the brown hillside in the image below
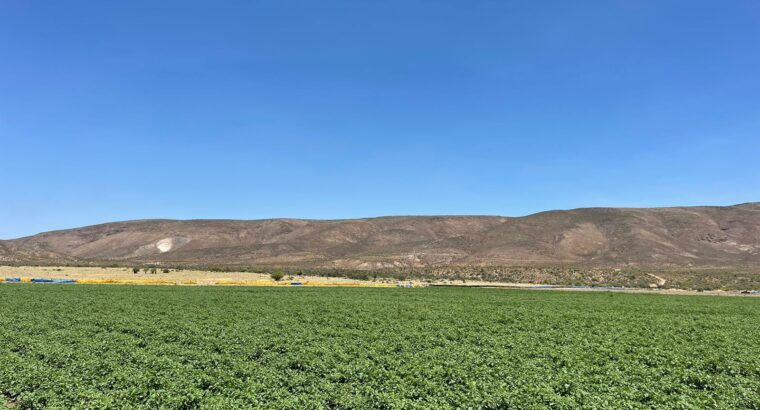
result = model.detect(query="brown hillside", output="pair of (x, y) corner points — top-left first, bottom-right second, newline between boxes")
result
(4, 203), (760, 269)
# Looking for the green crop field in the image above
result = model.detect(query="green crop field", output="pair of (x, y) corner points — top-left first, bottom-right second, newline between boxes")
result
(1, 285), (759, 409)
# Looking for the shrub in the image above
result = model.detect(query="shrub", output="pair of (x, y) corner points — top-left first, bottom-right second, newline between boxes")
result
(271, 272), (285, 281)
(132, 268), (140, 274)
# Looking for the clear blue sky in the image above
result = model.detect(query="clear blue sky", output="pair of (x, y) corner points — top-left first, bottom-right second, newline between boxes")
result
(1, 1), (759, 239)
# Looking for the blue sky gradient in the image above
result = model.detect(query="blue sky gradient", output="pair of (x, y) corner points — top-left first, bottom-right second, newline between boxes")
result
(2, 0), (759, 238)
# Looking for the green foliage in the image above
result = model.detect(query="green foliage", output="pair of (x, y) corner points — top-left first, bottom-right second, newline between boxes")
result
(270, 272), (284, 281)
(1, 286), (759, 408)
(132, 268), (140, 274)
(162, 269), (170, 274)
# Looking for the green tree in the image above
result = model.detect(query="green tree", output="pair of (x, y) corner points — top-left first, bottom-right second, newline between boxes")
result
(270, 272), (285, 281)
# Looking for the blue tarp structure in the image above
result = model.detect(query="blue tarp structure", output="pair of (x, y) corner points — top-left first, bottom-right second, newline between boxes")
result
(291, 282), (303, 286)
(4, 277), (21, 283)
(30, 278), (76, 284)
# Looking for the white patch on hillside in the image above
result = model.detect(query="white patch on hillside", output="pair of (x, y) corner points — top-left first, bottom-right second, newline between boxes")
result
(130, 236), (190, 257)
(156, 238), (174, 253)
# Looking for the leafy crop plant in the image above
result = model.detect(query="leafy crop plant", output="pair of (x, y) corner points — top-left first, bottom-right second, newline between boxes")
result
(1, 285), (759, 408)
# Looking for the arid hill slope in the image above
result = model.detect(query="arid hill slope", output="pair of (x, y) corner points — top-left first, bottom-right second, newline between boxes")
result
(3, 203), (760, 269)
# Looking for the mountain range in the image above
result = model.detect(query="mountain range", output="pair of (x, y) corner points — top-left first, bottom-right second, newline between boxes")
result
(2, 203), (759, 272)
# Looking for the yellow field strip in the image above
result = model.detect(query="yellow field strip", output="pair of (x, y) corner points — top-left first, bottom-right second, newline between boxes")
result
(2, 277), (411, 288)
(76, 279), (177, 285)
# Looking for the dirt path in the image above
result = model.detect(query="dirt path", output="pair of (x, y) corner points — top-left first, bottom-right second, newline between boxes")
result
(0, 266), (392, 285)
(647, 273), (667, 286)
(430, 282), (759, 297)
(3, 266), (758, 297)
(0, 266), (417, 287)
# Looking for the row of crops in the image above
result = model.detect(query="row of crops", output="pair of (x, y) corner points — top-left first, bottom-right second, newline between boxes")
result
(1, 285), (759, 408)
